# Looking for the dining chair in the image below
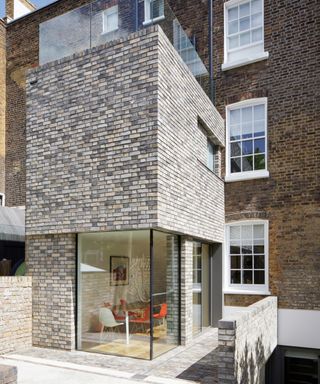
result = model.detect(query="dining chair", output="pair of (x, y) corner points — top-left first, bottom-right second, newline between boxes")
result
(99, 307), (124, 342)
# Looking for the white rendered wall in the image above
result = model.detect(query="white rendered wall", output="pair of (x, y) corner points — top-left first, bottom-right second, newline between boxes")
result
(14, 0), (32, 19)
(278, 309), (320, 349)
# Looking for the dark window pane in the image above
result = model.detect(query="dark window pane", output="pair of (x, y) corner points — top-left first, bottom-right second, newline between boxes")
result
(242, 140), (253, 155)
(231, 157), (241, 173)
(254, 255), (265, 269)
(231, 270), (241, 284)
(242, 156), (253, 171)
(243, 255), (253, 269)
(231, 255), (241, 269)
(197, 270), (202, 283)
(242, 245), (252, 254)
(254, 154), (265, 170)
(231, 142), (241, 157)
(254, 138), (265, 154)
(254, 244), (264, 253)
(197, 256), (202, 269)
(254, 270), (265, 284)
(230, 245), (241, 254)
(243, 270), (253, 284)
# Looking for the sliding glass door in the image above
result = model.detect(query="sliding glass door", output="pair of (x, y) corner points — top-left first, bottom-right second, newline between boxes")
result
(77, 230), (180, 360)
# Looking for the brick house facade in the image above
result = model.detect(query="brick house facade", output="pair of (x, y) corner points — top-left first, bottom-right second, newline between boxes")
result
(1, 0), (319, 379)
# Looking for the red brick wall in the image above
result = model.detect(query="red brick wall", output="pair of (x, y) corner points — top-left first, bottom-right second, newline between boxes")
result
(213, 0), (320, 310)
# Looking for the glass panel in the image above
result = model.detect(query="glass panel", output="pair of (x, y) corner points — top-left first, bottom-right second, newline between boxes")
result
(253, 224), (264, 239)
(231, 270), (241, 284)
(252, 0), (262, 14)
(192, 243), (202, 335)
(254, 138), (265, 154)
(254, 255), (265, 269)
(243, 270), (253, 284)
(231, 255), (241, 269)
(230, 226), (241, 240)
(240, 16), (250, 31)
(230, 124), (241, 141)
(241, 243), (253, 254)
(240, 31), (251, 46)
(254, 270), (265, 284)
(242, 107), (253, 122)
(230, 241), (241, 254)
(253, 120), (265, 137)
(243, 155), (254, 171)
(152, 231), (179, 358)
(151, 0), (164, 19)
(228, 20), (239, 34)
(231, 142), (241, 157)
(251, 12), (262, 27)
(254, 104), (265, 120)
(252, 27), (263, 42)
(78, 230), (151, 359)
(230, 109), (241, 125)
(231, 157), (241, 173)
(242, 140), (253, 155)
(254, 154), (265, 170)
(253, 241), (264, 254)
(243, 255), (253, 269)
(228, 6), (239, 21)
(192, 292), (202, 334)
(242, 225), (252, 240)
(229, 35), (239, 49)
(239, 2), (250, 17)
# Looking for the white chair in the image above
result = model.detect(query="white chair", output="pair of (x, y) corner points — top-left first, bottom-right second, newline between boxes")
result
(99, 308), (124, 342)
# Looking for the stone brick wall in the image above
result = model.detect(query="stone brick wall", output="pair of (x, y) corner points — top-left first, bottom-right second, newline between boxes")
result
(212, 0), (320, 310)
(26, 234), (76, 350)
(218, 297), (277, 384)
(0, 277), (32, 354)
(0, 365), (17, 384)
(26, 27), (224, 243)
(0, 20), (5, 196)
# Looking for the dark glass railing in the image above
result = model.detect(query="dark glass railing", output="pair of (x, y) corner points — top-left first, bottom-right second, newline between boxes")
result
(39, 0), (210, 97)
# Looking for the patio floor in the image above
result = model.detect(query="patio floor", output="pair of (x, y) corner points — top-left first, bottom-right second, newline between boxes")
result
(3, 328), (219, 384)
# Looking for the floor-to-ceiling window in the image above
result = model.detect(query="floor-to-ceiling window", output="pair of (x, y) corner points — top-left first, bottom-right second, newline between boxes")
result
(77, 230), (180, 360)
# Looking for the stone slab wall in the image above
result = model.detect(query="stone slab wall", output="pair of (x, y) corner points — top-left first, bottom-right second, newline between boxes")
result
(218, 296), (277, 384)
(26, 234), (76, 350)
(0, 365), (17, 384)
(0, 277), (32, 354)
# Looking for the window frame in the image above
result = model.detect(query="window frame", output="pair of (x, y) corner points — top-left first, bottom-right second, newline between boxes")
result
(225, 97), (269, 182)
(102, 5), (119, 35)
(143, 0), (165, 25)
(224, 220), (269, 295)
(223, 0), (268, 70)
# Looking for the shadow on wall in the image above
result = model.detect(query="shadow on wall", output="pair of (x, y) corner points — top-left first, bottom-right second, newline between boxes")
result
(236, 336), (269, 384)
(177, 347), (219, 384)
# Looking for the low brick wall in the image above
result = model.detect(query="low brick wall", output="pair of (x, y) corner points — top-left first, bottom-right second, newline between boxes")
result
(218, 296), (277, 384)
(0, 277), (32, 354)
(0, 365), (17, 384)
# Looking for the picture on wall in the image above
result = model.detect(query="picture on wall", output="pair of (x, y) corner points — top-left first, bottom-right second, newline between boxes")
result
(110, 256), (129, 286)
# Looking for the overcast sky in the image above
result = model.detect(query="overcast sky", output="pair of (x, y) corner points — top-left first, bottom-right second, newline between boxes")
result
(0, 0), (55, 18)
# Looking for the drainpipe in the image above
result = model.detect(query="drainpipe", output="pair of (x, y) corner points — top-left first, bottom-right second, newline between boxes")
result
(208, 0), (215, 104)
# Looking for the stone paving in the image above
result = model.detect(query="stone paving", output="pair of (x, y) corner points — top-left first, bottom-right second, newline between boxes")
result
(6, 328), (219, 384)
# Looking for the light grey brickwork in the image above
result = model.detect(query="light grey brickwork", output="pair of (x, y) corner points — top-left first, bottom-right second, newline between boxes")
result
(26, 234), (76, 350)
(0, 277), (32, 354)
(25, 26), (224, 243)
(218, 297), (277, 384)
(0, 365), (17, 384)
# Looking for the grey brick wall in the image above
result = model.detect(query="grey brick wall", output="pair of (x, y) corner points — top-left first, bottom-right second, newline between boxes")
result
(26, 234), (76, 350)
(26, 26), (224, 244)
(0, 277), (32, 354)
(218, 297), (277, 384)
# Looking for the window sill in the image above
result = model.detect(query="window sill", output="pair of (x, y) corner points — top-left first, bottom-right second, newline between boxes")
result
(101, 28), (119, 36)
(143, 15), (165, 26)
(224, 289), (271, 296)
(225, 170), (269, 183)
(222, 51), (269, 71)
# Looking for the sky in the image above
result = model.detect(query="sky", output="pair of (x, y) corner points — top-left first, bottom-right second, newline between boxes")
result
(0, 0), (55, 18)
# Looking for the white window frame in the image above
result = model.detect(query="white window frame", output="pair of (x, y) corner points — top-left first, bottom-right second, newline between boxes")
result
(222, 0), (269, 71)
(143, 0), (165, 26)
(225, 97), (269, 182)
(102, 5), (119, 35)
(224, 220), (269, 295)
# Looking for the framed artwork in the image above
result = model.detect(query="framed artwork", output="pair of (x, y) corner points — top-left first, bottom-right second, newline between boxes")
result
(110, 256), (129, 286)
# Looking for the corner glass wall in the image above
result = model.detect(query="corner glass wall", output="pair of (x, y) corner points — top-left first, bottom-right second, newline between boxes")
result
(77, 230), (180, 360)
